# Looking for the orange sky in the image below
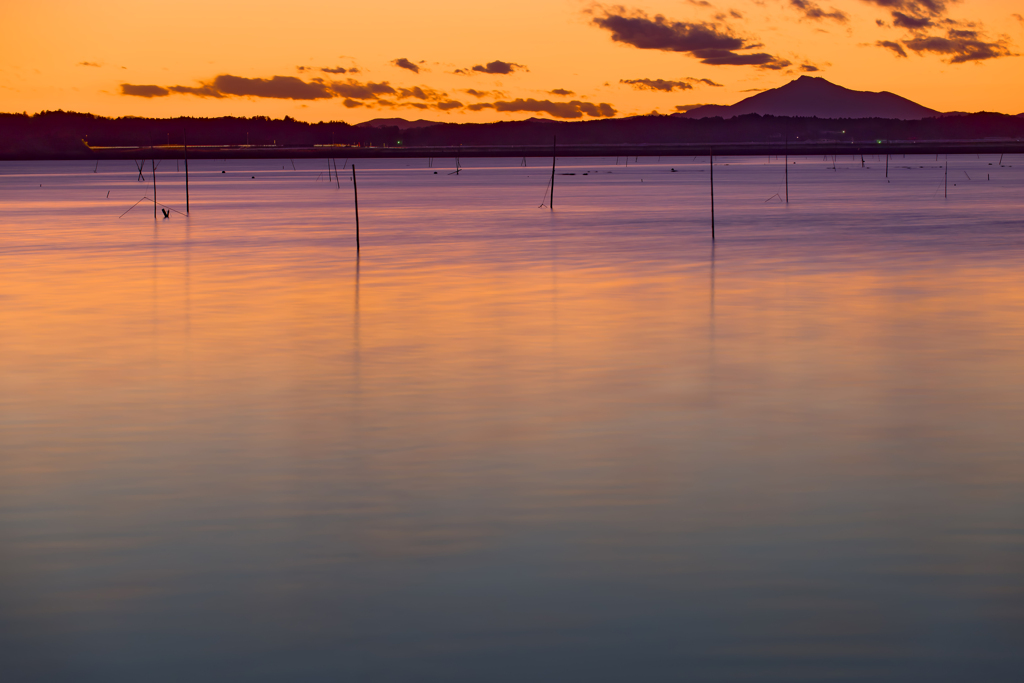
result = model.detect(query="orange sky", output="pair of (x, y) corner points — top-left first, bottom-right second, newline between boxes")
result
(1, 0), (1022, 123)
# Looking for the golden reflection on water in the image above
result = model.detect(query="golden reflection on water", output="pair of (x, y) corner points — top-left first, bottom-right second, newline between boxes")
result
(1, 159), (1023, 680)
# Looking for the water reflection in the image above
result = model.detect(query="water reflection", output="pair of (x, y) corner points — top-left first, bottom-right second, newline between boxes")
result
(0, 158), (1023, 682)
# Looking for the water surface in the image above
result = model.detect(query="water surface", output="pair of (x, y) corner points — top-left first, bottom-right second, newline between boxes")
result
(1, 155), (1023, 682)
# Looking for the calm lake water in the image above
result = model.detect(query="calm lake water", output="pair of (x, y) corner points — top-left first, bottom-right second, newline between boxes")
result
(1, 155), (1023, 682)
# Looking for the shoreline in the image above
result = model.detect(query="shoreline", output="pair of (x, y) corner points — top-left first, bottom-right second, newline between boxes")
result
(3, 139), (1022, 161)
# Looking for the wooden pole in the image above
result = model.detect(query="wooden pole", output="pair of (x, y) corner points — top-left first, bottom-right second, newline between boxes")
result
(352, 164), (360, 251)
(784, 136), (789, 203)
(944, 155), (948, 198)
(885, 154), (888, 179)
(152, 157), (157, 218)
(327, 157), (333, 183)
(710, 149), (715, 240)
(333, 158), (340, 189)
(549, 136), (556, 210)
(183, 129), (190, 215)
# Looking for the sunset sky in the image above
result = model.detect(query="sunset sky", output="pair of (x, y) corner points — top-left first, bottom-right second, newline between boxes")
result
(2, 0), (1022, 123)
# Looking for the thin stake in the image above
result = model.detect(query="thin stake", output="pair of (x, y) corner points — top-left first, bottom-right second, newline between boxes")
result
(710, 149), (715, 240)
(999, 153), (1004, 165)
(183, 129), (190, 215)
(327, 157), (333, 183)
(333, 158), (340, 189)
(885, 153), (889, 179)
(352, 164), (360, 251)
(784, 136), (789, 203)
(944, 155), (948, 198)
(549, 136), (556, 210)
(152, 157), (157, 218)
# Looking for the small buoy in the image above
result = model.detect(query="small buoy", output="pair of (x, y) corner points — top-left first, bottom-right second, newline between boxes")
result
(251, 176), (255, 179)
(433, 171), (437, 174)
(222, 170), (226, 173)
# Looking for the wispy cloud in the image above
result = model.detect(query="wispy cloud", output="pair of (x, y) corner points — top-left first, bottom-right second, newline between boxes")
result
(589, 7), (790, 69)
(454, 60), (527, 75)
(789, 0), (848, 23)
(392, 58), (421, 73)
(620, 77), (722, 91)
(119, 72), (615, 119)
(876, 40), (909, 57)
(468, 98), (615, 118)
(120, 84), (169, 97)
(903, 29), (1014, 63)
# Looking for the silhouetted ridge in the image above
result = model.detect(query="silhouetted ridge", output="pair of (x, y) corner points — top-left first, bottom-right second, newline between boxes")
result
(676, 76), (939, 120)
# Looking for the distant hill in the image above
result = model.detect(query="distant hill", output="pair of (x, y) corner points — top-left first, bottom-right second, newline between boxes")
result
(676, 76), (939, 120)
(355, 118), (442, 130)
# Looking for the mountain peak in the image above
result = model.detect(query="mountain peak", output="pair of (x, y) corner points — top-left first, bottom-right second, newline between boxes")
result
(675, 77), (938, 120)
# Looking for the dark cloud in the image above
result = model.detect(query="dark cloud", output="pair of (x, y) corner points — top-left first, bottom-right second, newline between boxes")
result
(120, 83), (169, 97)
(675, 103), (711, 111)
(78, 61), (101, 67)
(859, 0), (954, 32)
(620, 77), (723, 91)
(397, 86), (449, 101)
(467, 98), (616, 119)
(331, 79), (397, 99)
(859, 0), (948, 16)
(148, 75), (335, 100)
(463, 88), (505, 98)
(590, 7), (790, 69)
(877, 40), (909, 56)
(686, 0), (712, 6)
(168, 84), (224, 97)
(800, 63), (821, 71)
(1013, 13), (1023, 24)
(436, 100), (464, 110)
(730, 9), (743, 18)
(392, 58), (420, 73)
(205, 74), (332, 99)
(299, 65), (352, 74)
(695, 49), (791, 68)
(892, 11), (931, 28)
(903, 29), (1014, 62)
(549, 88), (575, 95)
(622, 78), (694, 91)
(462, 60), (526, 75)
(790, 0), (849, 23)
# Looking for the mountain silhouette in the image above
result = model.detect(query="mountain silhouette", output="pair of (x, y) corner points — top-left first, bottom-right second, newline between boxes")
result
(354, 118), (442, 130)
(676, 76), (939, 120)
